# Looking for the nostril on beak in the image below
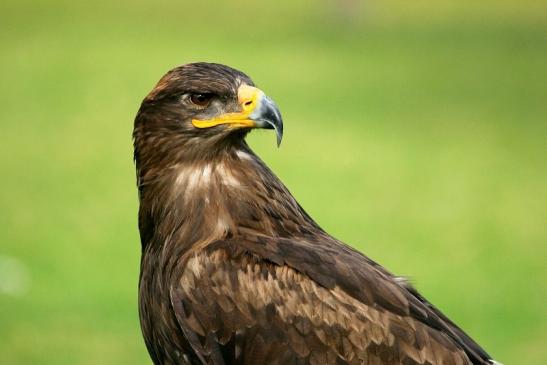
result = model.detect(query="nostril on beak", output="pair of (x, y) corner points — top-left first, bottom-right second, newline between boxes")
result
(242, 99), (255, 112)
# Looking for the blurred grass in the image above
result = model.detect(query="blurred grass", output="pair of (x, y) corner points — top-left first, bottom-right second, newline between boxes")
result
(1, 0), (546, 364)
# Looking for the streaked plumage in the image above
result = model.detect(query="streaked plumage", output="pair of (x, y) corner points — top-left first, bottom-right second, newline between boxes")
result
(133, 62), (499, 365)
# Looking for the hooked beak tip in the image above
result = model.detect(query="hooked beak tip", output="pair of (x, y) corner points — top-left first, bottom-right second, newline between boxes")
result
(276, 126), (283, 147)
(251, 94), (284, 147)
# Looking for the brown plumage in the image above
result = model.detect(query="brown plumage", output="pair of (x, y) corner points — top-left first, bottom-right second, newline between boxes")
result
(133, 62), (499, 365)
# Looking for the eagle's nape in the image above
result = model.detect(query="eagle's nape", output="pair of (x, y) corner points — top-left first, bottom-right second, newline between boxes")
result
(133, 62), (501, 365)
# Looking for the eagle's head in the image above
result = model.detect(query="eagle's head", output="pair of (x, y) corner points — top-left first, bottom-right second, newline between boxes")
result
(134, 62), (283, 169)
(134, 62), (303, 245)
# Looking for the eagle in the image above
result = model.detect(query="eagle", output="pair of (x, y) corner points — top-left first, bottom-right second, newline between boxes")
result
(133, 62), (500, 365)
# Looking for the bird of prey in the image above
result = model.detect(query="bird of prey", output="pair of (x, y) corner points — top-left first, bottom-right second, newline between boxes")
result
(133, 62), (500, 365)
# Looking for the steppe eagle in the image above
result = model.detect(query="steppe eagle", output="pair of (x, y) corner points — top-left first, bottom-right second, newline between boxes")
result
(133, 62), (499, 365)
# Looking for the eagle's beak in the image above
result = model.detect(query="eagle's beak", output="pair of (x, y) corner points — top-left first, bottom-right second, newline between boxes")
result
(192, 84), (284, 146)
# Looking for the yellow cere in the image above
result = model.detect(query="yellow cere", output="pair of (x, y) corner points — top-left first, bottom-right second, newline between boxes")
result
(192, 84), (264, 129)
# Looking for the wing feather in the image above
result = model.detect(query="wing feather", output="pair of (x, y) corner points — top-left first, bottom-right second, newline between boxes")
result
(170, 240), (478, 364)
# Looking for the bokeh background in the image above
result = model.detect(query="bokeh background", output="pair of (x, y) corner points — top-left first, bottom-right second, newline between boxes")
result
(1, 0), (546, 364)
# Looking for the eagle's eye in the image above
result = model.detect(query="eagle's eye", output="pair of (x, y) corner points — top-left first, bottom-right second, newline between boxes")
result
(189, 93), (213, 107)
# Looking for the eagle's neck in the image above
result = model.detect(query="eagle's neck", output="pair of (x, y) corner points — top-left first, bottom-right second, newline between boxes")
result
(137, 143), (320, 252)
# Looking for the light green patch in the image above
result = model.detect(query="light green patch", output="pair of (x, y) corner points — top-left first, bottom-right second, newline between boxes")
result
(1, 0), (546, 364)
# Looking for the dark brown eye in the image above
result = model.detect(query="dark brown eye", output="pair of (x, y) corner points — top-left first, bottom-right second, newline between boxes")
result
(189, 93), (213, 107)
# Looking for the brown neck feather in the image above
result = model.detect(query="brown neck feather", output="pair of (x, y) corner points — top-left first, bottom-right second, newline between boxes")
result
(136, 142), (320, 254)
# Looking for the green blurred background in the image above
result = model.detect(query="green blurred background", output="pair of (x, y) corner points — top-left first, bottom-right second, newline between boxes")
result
(1, 0), (546, 364)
